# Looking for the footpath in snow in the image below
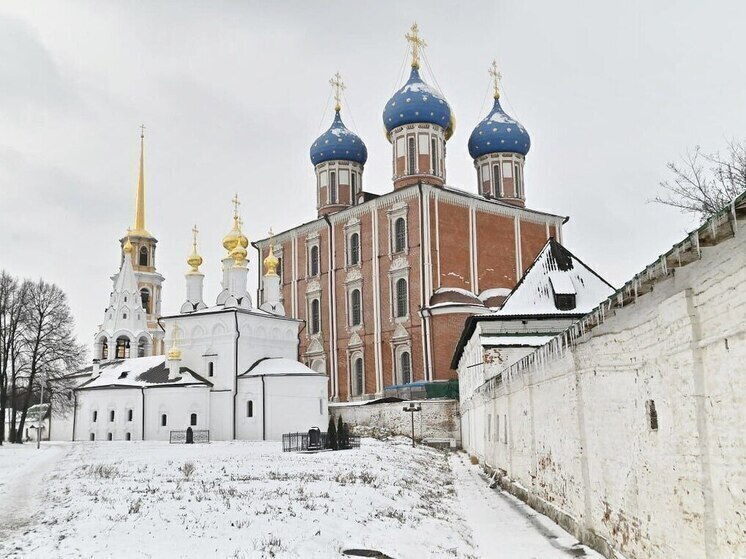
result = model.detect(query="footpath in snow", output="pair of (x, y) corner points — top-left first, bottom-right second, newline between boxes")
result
(450, 453), (602, 558)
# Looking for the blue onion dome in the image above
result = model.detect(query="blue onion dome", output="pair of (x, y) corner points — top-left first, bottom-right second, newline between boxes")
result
(383, 67), (454, 141)
(309, 110), (368, 166)
(468, 98), (531, 158)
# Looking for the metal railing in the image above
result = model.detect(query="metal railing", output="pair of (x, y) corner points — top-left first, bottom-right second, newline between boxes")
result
(169, 429), (210, 444)
(282, 431), (360, 452)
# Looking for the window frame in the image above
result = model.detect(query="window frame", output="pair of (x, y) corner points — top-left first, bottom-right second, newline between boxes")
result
(309, 245), (320, 277)
(407, 136), (416, 175)
(350, 288), (362, 327)
(393, 217), (407, 253)
(348, 232), (361, 266)
(247, 400), (254, 418)
(395, 278), (409, 318)
(310, 298), (321, 335)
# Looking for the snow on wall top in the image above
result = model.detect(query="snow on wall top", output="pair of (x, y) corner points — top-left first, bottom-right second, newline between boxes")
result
(498, 239), (614, 315)
(78, 356), (211, 390)
(241, 357), (322, 377)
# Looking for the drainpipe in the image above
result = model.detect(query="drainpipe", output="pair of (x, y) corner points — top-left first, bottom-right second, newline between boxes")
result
(417, 183), (432, 381)
(232, 310), (240, 440)
(140, 387), (146, 440)
(261, 375), (266, 441)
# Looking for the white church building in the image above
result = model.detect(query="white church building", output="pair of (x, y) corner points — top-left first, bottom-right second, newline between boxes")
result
(50, 133), (328, 442)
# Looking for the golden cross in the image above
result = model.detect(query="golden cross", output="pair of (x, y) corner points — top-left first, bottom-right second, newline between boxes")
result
(268, 227), (274, 242)
(140, 123), (146, 139)
(231, 193), (240, 219)
(488, 60), (502, 99)
(172, 324), (181, 343)
(405, 22), (426, 69)
(329, 72), (345, 112)
(191, 225), (199, 250)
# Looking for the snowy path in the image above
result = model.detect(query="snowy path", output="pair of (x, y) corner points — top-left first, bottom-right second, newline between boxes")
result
(450, 453), (602, 559)
(0, 443), (67, 546)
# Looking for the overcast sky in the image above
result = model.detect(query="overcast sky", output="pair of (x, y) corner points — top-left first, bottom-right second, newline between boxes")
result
(1, 1), (745, 347)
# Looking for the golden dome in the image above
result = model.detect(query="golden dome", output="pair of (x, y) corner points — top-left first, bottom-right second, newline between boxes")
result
(167, 345), (182, 361)
(231, 243), (248, 265)
(264, 244), (279, 277)
(123, 234), (134, 255)
(222, 217), (241, 252)
(238, 232), (249, 249)
(187, 249), (203, 273)
(445, 112), (456, 141)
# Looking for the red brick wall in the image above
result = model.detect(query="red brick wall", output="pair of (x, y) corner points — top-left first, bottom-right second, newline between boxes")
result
(520, 220), (549, 272)
(435, 202), (471, 289)
(429, 312), (471, 379)
(475, 212), (517, 289)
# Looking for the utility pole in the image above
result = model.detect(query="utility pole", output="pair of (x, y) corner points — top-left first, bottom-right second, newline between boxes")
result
(403, 402), (422, 448)
(37, 373), (44, 450)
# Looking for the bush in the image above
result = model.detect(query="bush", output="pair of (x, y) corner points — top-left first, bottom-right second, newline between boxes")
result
(327, 416), (337, 450)
(469, 455), (479, 465)
(180, 461), (196, 480)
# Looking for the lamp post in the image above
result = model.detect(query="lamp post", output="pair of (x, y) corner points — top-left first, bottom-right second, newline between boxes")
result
(403, 402), (422, 448)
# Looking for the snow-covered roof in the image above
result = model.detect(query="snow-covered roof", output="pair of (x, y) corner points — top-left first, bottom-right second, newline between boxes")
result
(429, 287), (485, 308)
(479, 335), (556, 347)
(497, 239), (614, 316)
(240, 357), (322, 377)
(478, 288), (512, 302)
(77, 356), (212, 390)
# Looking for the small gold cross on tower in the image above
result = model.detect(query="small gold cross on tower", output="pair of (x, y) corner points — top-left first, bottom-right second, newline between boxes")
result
(329, 72), (345, 112)
(231, 193), (241, 220)
(191, 225), (199, 251)
(140, 123), (146, 139)
(489, 60), (502, 100)
(405, 22), (427, 69)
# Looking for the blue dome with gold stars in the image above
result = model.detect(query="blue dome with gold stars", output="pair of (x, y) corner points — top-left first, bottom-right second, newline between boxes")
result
(383, 67), (453, 139)
(468, 98), (531, 158)
(310, 110), (368, 166)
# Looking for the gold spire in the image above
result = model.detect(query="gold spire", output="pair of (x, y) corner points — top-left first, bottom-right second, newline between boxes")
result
(263, 228), (279, 277)
(167, 325), (182, 361)
(132, 125), (152, 238)
(405, 23), (426, 69)
(489, 59), (502, 100)
(123, 228), (134, 255)
(330, 72), (345, 112)
(187, 225), (203, 273)
(222, 194), (242, 252)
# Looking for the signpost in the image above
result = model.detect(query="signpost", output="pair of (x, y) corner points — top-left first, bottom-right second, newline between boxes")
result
(403, 402), (422, 448)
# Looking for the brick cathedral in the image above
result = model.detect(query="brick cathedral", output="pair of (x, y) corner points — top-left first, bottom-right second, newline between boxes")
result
(255, 24), (566, 402)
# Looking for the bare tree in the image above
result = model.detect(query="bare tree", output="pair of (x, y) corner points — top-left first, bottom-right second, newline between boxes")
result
(0, 273), (29, 444)
(654, 140), (746, 222)
(14, 280), (85, 443)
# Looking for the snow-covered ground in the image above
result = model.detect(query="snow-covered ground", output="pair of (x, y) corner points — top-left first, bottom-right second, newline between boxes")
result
(0, 439), (601, 558)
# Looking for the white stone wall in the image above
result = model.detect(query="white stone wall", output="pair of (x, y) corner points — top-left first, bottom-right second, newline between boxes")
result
(331, 399), (460, 444)
(459, 224), (746, 559)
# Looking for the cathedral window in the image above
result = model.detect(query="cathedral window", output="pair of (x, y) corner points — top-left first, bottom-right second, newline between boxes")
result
(407, 137), (416, 175)
(190, 413), (197, 426)
(123, 313), (127, 320)
(309, 245), (320, 277)
(431, 138), (438, 174)
(101, 339), (108, 360)
(107, 433), (113, 441)
(395, 278), (408, 318)
(351, 172), (357, 200)
(126, 432), (131, 441)
(161, 414), (167, 427)
(109, 410), (115, 422)
(116, 337), (130, 359)
(92, 410), (98, 422)
(350, 289), (362, 326)
(90, 433), (95, 441)
(127, 409), (133, 422)
(353, 357), (364, 396)
(139, 246), (148, 267)
(330, 171), (337, 203)
(492, 164), (501, 197)
(400, 351), (412, 384)
(247, 400), (254, 418)
(394, 218), (407, 253)
(348, 233), (360, 266)
(137, 337), (147, 358)
(310, 299), (321, 334)
(208, 362), (214, 377)
(140, 288), (151, 313)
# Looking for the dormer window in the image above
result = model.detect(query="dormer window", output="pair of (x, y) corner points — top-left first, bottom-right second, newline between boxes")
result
(548, 272), (576, 311)
(554, 293), (576, 311)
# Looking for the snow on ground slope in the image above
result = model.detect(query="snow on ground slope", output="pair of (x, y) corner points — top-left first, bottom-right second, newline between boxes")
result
(0, 440), (601, 558)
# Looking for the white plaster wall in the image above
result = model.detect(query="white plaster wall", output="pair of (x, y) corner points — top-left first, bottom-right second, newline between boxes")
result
(459, 226), (746, 559)
(331, 400), (460, 444)
(75, 388), (143, 441)
(142, 386), (210, 441)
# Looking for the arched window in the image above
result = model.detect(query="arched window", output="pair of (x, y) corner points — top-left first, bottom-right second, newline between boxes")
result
(90, 433), (95, 441)
(107, 433), (113, 441)
(407, 137), (416, 174)
(351, 172), (357, 200)
(349, 233), (360, 266)
(126, 432), (131, 441)
(247, 400), (253, 418)
(394, 218), (406, 253)
(431, 138), (437, 174)
(208, 362), (214, 377)
(140, 288), (151, 313)
(400, 351), (412, 384)
(330, 171), (337, 203)
(309, 246), (319, 277)
(492, 164), (501, 197)
(161, 414), (167, 427)
(115, 337), (130, 359)
(353, 357), (364, 396)
(395, 278), (408, 318)
(101, 338), (108, 360)
(515, 163), (522, 197)
(190, 413), (197, 426)
(139, 246), (148, 267)
(310, 299), (321, 334)
(350, 289), (362, 326)
(137, 337), (147, 358)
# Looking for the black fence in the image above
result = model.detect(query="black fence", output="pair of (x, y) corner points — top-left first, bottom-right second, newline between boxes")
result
(169, 429), (210, 444)
(282, 430), (360, 452)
